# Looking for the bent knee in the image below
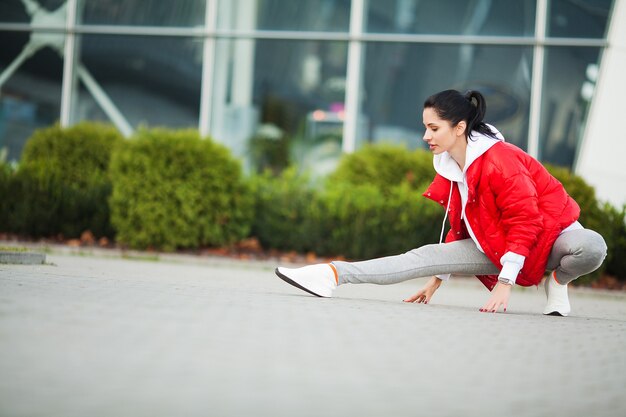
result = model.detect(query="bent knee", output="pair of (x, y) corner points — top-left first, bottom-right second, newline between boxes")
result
(583, 230), (608, 267)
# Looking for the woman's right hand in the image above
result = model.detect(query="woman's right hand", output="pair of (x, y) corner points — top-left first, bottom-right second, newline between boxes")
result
(402, 276), (442, 304)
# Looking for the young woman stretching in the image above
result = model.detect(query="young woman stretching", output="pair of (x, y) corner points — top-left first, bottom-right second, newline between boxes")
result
(275, 89), (607, 316)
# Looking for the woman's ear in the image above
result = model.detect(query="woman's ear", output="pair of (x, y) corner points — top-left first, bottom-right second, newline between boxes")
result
(456, 121), (467, 137)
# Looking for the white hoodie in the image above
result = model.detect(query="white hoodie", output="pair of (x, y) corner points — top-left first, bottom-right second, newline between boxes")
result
(433, 125), (527, 284)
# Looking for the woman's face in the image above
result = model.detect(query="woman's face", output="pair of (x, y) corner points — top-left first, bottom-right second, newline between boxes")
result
(422, 107), (466, 155)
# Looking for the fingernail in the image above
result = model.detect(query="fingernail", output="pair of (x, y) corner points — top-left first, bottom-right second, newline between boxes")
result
(425, 301), (428, 304)
(504, 308), (507, 312)
(491, 310), (495, 313)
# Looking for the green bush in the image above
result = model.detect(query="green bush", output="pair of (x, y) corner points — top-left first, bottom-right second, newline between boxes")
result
(109, 128), (253, 251)
(329, 144), (434, 191)
(6, 122), (122, 238)
(249, 167), (317, 252)
(545, 164), (626, 282)
(599, 203), (626, 281)
(250, 168), (443, 260)
(314, 181), (442, 259)
(0, 159), (11, 228)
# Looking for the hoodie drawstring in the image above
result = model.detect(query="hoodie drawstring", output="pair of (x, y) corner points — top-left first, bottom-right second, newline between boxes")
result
(439, 182), (454, 244)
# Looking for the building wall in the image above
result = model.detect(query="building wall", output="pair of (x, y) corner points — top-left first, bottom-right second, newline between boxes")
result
(0, 0), (619, 194)
(576, 0), (626, 207)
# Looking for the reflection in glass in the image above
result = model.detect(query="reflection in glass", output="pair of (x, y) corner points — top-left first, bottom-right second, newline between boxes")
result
(0, 0), (67, 24)
(217, 0), (351, 32)
(79, 0), (205, 27)
(361, 43), (532, 151)
(540, 46), (601, 168)
(0, 30), (63, 161)
(212, 39), (348, 175)
(548, 0), (614, 39)
(72, 35), (202, 131)
(366, 0), (535, 36)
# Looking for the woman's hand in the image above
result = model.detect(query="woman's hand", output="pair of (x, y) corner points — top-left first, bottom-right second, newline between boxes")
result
(480, 282), (511, 313)
(403, 276), (442, 304)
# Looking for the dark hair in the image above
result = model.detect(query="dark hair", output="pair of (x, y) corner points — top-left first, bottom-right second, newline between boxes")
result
(423, 89), (499, 140)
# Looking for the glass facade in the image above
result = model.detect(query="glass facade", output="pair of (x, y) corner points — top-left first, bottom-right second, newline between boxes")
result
(540, 46), (601, 166)
(72, 35), (203, 129)
(212, 38), (348, 173)
(79, 0), (206, 27)
(366, 0), (536, 36)
(218, 0), (351, 32)
(361, 43), (532, 150)
(548, 0), (614, 38)
(0, 30), (64, 161)
(0, 0), (67, 24)
(0, 0), (616, 172)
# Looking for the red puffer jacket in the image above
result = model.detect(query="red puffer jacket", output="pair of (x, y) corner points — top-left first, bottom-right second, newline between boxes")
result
(423, 141), (580, 289)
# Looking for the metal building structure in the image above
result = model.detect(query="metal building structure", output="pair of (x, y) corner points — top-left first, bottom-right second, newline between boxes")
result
(0, 0), (622, 204)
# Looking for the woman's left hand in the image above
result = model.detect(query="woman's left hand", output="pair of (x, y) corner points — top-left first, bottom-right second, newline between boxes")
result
(480, 282), (511, 313)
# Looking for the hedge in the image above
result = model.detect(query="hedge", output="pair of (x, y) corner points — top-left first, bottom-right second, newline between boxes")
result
(249, 167), (318, 253)
(329, 143), (435, 191)
(109, 128), (253, 251)
(251, 168), (442, 260)
(545, 164), (626, 282)
(3, 122), (122, 238)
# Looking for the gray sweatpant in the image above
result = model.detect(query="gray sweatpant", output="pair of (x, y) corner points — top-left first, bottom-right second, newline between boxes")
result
(332, 229), (607, 286)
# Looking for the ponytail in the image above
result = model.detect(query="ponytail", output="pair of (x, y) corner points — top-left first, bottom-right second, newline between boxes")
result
(424, 89), (499, 141)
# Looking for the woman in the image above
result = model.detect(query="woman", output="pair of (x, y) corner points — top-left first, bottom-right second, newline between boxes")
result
(275, 89), (607, 316)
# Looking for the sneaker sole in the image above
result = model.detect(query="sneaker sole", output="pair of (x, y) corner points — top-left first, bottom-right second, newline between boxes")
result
(275, 268), (325, 298)
(544, 311), (567, 317)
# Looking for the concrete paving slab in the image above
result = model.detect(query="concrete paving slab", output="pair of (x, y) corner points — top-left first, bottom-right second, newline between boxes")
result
(1, 254), (625, 417)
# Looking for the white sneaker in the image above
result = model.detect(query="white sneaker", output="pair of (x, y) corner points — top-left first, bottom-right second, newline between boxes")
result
(543, 271), (571, 317)
(275, 264), (337, 298)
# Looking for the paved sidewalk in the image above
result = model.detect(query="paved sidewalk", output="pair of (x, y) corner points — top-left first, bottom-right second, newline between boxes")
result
(1, 253), (625, 417)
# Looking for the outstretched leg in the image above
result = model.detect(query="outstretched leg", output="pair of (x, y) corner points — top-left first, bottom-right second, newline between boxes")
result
(332, 239), (499, 285)
(276, 239), (499, 297)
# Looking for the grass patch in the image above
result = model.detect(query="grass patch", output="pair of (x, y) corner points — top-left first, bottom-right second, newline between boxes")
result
(0, 246), (30, 252)
(121, 253), (160, 262)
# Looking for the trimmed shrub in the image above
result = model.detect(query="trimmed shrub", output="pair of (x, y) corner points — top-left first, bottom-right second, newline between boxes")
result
(329, 144), (434, 191)
(250, 168), (443, 260)
(599, 203), (626, 281)
(314, 181), (442, 259)
(109, 128), (253, 251)
(249, 167), (317, 252)
(7, 122), (122, 238)
(0, 160), (11, 227)
(545, 164), (626, 282)
(544, 164), (605, 233)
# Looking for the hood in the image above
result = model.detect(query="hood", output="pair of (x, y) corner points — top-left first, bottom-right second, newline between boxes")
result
(433, 124), (504, 182)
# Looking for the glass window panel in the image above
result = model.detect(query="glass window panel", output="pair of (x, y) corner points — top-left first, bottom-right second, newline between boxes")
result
(547, 0), (614, 38)
(366, 0), (536, 36)
(0, 0), (66, 24)
(0, 30), (63, 161)
(360, 43), (533, 151)
(217, 0), (351, 32)
(79, 0), (205, 27)
(211, 39), (348, 175)
(539, 46), (601, 168)
(72, 35), (202, 130)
